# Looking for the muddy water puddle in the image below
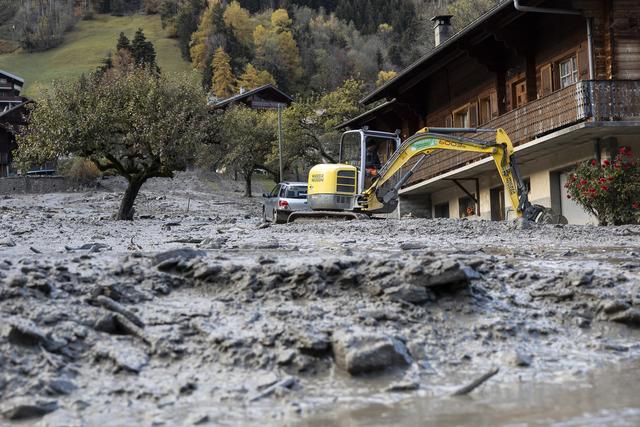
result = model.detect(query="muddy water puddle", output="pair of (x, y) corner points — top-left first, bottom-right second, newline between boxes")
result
(297, 360), (640, 427)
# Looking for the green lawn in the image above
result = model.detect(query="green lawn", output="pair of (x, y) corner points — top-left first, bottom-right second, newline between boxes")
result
(0, 14), (194, 98)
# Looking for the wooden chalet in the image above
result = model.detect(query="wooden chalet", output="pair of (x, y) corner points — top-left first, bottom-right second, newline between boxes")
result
(0, 70), (30, 177)
(341, 0), (640, 224)
(209, 84), (293, 111)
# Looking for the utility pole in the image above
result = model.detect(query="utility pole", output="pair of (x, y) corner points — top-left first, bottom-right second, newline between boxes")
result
(278, 104), (284, 182)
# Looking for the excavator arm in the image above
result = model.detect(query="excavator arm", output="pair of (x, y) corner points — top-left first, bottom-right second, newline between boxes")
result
(362, 127), (552, 222)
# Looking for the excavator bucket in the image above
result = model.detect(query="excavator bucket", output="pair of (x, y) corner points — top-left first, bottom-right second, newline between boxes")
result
(532, 206), (569, 225)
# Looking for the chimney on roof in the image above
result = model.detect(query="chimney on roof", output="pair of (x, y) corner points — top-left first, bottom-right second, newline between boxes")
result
(431, 15), (454, 47)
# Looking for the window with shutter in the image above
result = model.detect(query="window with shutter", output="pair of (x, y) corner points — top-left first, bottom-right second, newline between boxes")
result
(490, 91), (498, 118)
(541, 64), (553, 96)
(577, 47), (589, 80)
(445, 114), (452, 127)
(479, 97), (491, 124)
(469, 102), (478, 128)
(512, 79), (527, 108)
(453, 105), (470, 128)
(559, 56), (578, 88)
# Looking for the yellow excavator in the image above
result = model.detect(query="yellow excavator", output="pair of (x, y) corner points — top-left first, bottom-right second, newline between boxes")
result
(288, 127), (565, 224)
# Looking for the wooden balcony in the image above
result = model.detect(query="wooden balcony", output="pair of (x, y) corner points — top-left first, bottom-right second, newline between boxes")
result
(407, 80), (640, 185)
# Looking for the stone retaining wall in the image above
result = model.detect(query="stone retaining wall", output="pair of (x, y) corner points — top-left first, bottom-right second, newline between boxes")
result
(0, 176), (71, 194)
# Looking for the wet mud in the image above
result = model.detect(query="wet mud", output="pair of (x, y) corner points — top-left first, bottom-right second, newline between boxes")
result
(1, 172), (639, 426)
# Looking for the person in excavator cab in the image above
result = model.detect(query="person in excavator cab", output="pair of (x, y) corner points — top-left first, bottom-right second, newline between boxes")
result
(365, 143), (381, 189)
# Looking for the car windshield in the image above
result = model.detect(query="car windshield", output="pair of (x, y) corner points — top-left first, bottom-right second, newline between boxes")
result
(285, 186), (307, 199)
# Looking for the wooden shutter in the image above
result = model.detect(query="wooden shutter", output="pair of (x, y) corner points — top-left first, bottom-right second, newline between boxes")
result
(577, 47), (590, 80)
(445, 114), (452, 128)
(552, 62), (560, 92)
(490, 91), (499, 118)
(469, 102), (478, 128)
(541, 64), (553, 96)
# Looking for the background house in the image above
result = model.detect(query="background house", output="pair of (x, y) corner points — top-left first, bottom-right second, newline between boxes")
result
(340, 0), (640, 224)
(0, 69), (30, 177)
(209, 84), (292, 111)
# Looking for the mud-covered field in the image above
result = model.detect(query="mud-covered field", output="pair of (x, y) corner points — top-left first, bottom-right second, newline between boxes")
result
(1, 172), (639, 426)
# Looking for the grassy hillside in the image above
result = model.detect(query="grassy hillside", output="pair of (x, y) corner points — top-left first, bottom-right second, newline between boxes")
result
(0, 14), (194, 98)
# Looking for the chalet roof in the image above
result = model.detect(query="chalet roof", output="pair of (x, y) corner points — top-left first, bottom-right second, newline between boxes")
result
(361, 0), (547, 104)
(210, 84), (293, 110)
(0, 69), (25, 85)
(0, 101), (32, 130)
(337, 99), (397, 130)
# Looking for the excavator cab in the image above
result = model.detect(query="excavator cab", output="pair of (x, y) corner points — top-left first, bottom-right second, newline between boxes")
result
(338, 129), (402, 194)
(305, 129), (400, 213)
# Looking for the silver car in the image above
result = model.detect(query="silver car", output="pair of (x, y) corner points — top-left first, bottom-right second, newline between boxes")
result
(262, 182), (309, 223)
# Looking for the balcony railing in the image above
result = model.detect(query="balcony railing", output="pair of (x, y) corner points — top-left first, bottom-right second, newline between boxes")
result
(407, 79), (640, 185)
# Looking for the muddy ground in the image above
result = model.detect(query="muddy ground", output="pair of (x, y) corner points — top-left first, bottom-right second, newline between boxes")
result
(1, 171), (639, 426)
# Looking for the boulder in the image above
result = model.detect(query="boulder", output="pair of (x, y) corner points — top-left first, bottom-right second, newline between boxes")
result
(153, 248), (206, 266)
(6, 318), (49, 347)
(95, 342), (149, 373)
(421, 259), (473, 289)
(384, 284), (432, 304)
(609, 308), (640, 327)
(0, 238), (16, 247)
(1, 398), (58, 420)
(599, 299), (630, 315)
(331, 329), (412, 375)
(510, 349), (533, 367)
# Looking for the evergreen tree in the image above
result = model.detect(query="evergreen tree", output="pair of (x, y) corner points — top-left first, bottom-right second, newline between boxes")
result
(212, 47), (236, 99)
(175, 0), (206, 60)
(96, 52), (113, 76)
(116, 32), (131, 51)
(130, 28), (160, 72)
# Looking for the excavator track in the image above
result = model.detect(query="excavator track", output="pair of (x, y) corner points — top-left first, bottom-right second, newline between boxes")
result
(287, 211), (370, 223)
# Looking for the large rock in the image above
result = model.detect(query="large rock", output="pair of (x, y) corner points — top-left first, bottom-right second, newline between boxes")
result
(5, 318), (64, 352)
(610, 308), (640, 327)
(599, 299), (630, 315)
(1, 398), (58, 420)
(422, 259), (474, 288)
(94, 342), (149, 373)
(384, 284), (432, 304)
(331, 329), (412, 375)
(6, 318), (49, 347)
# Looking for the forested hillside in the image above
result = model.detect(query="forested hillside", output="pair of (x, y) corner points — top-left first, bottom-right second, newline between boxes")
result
(0, 0), (502, 96)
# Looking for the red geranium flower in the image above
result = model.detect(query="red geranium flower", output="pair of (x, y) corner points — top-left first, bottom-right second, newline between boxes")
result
(599, 177), (607, 183)
(580, 179), (588, 185)
(600, 185), (609, 191)
(589, 188), (596, 193)
(567, 195), (572, 199)
(603, 159), (611, 167)
(591, 159), (597, 166)
(633, 202), (640, 210)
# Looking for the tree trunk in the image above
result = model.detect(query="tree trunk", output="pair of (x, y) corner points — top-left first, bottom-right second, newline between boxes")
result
(244, 172), (252, 198)
(117, 177), (145, 220)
